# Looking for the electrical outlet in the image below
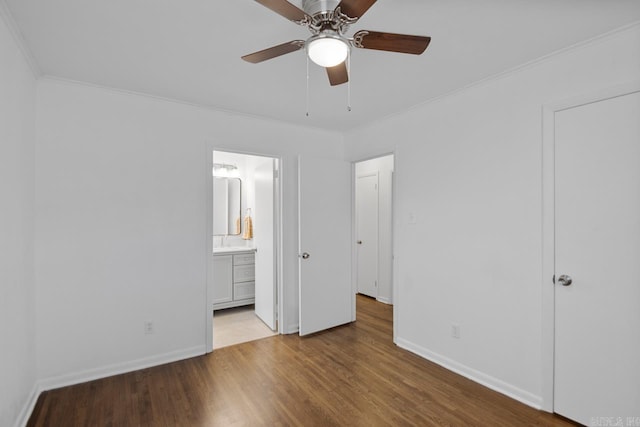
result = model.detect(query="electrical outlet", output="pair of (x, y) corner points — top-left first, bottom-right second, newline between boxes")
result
(144, 321), (154, 335)
(451, 324), (460, 339)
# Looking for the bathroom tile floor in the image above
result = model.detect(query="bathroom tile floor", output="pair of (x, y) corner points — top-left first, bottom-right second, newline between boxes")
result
(213, 305), (277, 349)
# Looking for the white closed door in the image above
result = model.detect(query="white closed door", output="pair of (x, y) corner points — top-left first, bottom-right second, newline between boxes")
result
(298, 156), (352, 336)
(554, 90), (640, 424)
(356, 174), (379, 298)
(254, 158), (276, 330)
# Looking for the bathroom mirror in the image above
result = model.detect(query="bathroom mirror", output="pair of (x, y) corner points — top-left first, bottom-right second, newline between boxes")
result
(213, 177), (241, 236)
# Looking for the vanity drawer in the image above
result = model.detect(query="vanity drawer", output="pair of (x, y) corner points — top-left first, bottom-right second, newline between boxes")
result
(234, 281), (255, 300)
(233, 253), (255, 266)
(233, 264), (255, 283)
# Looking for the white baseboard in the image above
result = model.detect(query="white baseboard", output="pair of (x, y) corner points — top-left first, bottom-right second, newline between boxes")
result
(38, 345), (205, 392)
(14, 383), (40, 427)
(283, 323), (299, 334)
(376, 296), (392, 305)
(16, 346), (206, 426)
(396, 338), (542, 410)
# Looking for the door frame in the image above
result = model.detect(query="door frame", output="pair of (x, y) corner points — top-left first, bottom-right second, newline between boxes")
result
(540, 80), (640, 411)
(205, 144), (284, 353)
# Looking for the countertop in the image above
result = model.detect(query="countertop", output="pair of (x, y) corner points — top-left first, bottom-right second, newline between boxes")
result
(213, 247), (256, 254)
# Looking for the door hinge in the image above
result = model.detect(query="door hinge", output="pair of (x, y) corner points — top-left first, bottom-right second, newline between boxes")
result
(375, 280), (378, 287)
(552, 274), (555, 284)
(273, 169), (279, 179)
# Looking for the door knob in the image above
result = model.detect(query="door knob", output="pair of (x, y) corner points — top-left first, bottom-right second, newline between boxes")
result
(357, 240), (362, 244)
(301, 252), (310, 259)
(558, 274), (573, 286)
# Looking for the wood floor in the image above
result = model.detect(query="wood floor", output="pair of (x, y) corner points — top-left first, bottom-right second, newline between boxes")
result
(28, 295), (577, 426)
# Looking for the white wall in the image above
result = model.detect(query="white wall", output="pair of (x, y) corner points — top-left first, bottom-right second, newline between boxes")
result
(345, 25), (640, 407)
(0, 7), (37, 427)
(35, 78), (343, 386)
(355, 155), (394, 303)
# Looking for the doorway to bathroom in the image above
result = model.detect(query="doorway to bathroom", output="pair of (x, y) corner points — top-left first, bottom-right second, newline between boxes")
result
(208, 150), (281, 350)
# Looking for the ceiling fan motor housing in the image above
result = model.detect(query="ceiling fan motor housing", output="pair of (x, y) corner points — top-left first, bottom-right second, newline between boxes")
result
(301, 0), (357, 35)
(301, 0), (341, 17)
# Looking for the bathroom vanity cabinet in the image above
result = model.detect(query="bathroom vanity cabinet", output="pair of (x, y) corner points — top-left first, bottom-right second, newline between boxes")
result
(212, 249), (255, 310)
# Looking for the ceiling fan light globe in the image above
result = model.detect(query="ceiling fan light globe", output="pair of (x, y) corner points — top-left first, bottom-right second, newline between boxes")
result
(307, 37), (349, 67)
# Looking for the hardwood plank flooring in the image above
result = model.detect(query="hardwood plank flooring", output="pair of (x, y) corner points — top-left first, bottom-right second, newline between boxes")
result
(28, 295), (577, 426)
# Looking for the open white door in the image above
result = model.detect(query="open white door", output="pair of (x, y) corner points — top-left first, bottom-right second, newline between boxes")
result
(298, 156), (352, 336)
(254, 158), (276, 330)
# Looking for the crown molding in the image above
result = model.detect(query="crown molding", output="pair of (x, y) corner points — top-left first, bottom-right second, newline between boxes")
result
(346, 20), (640, 134)
(41, 74), (345, 136)
(0, 0), (41, 77)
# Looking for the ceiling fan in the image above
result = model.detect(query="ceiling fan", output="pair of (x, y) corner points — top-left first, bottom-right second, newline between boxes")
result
(242, 0), (431, 86)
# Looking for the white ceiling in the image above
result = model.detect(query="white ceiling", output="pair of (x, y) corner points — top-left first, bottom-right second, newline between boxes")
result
(6, 0), (640, 131)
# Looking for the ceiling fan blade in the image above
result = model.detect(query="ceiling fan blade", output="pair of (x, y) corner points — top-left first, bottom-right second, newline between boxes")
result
(254, 0), (309, 24)
(242, 40), (305, 64)
(326, 62), (349, 86)
(353, 30), (431, 55)
(335, 0), (377, 19)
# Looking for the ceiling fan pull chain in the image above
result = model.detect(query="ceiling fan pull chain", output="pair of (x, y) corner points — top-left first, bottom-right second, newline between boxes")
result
(306, 54), (310, 117)
(347, 50), (352, 112)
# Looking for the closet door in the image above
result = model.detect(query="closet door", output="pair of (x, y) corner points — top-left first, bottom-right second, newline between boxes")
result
(554, 90), (640, 424)
(356, 173), (379, 298)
